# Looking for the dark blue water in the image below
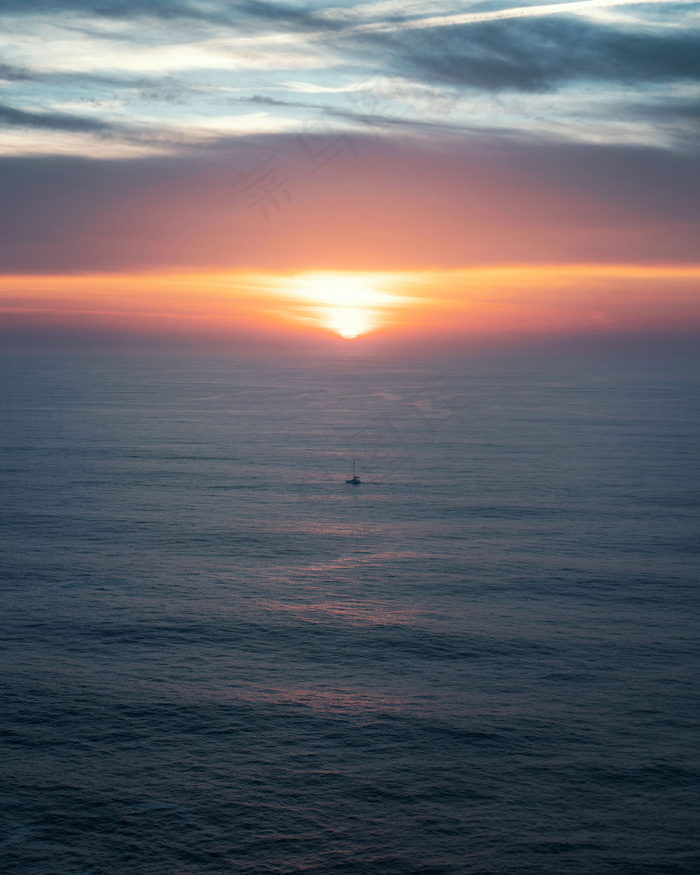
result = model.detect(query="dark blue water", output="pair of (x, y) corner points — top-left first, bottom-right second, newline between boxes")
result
(2, 350), (699, 874)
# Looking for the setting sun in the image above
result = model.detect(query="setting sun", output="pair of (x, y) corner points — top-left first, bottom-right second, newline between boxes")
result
(282, 272), (415, 338)
(326, 307), (371, 339)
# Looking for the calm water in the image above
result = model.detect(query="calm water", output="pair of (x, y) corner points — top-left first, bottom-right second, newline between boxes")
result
(1, 350), (699, 874)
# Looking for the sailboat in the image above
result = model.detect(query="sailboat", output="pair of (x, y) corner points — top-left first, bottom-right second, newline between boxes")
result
(346, 459), (361, 484)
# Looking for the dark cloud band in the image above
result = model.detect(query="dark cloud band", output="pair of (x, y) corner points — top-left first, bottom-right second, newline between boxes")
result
(0, 102), (115, 132)
(362, 16), (700, 91)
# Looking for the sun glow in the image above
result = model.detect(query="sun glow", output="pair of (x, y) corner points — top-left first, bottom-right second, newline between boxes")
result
(3, 265), (698, 347)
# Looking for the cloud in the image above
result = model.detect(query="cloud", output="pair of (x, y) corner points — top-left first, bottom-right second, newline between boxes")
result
(629, 95), (700, 149)
(1, 0), (698, 165)
(639, 96), (700, 122)
(0, 103), (302, 159)
(0, 0), (218, 21)
(0, 101), (116, 132)
(0, 62), (33, 80)
(347, 0), (696, 33)
(372, 16), (700, 92)
(233, 94), (316, 109)
(0, 22), (332, 77)
(0, 0), (339, 31)
(233, 1), (341, 31)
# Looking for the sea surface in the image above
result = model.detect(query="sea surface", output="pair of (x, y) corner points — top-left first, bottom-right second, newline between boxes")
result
(1, 349), (699, 874)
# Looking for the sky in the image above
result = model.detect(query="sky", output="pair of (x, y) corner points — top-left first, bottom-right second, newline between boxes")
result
(0, 0), (699, 351)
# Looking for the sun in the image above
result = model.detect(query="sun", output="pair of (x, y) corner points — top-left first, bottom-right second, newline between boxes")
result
(289, 272), (397, 339)
(326, 307), (372, 339)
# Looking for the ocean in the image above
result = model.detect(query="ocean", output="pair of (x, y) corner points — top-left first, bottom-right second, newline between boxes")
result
(1, 348), (699, 874)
